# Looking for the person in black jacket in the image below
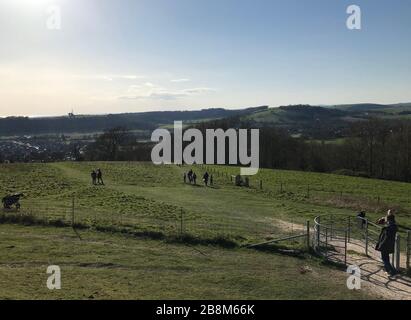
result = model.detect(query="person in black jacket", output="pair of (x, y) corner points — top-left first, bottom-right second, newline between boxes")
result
(357, 211), (366, 229)
(96, 169), (104, 185)
(375, 213), (398, 276)
(203, 172), (209, 186)
(91, 170), (97, 185)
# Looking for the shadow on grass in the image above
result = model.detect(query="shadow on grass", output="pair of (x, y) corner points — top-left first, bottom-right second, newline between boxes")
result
(248, 242), (310, 260)
(0, 212), (350, 267)
(0, 212), (238, 249)
(251, 243), (348, 271)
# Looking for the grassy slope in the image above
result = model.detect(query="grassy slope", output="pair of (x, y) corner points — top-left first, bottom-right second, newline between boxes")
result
(245, 104), (411, 124)
(0, 224), (372, 300)
(207, 165), (411, 227)
(1, 162), (411, 231)
(0, 161), (410, 299)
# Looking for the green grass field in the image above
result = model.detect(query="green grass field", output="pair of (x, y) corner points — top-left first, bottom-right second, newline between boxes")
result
(1, 161), (410, 299)
(0, 224), (371, 300)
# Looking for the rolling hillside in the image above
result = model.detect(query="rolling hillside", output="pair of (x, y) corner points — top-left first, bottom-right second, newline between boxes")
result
(0, 107), (267, 137)
(2, 103), (411, 139)
(241, 103), (411, 137)
(1, 162), (411, 299)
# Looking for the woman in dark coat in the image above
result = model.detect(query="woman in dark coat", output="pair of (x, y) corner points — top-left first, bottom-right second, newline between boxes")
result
(375, 213), (398, 276)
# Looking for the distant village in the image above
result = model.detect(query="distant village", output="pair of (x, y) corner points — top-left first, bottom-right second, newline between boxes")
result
(0, 134), (88, 163)
(0, 111), (88, 163)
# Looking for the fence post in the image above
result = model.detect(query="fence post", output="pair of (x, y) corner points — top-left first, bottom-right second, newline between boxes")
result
(180, 208), (184, 237)
(316, 217), (321, 251)
(307, 185), (310, 198)
(347, 216), (351, 243)
(394, 234), (401, 271)
(365, 219), (369, 256)
(407, 231), (411, 270)
(325, 228), (328, 257)
(306, 220), (310, 249)
(71, 196), (75, 226)
(260, 180), (263, 190)
(344, 231), (348, 266)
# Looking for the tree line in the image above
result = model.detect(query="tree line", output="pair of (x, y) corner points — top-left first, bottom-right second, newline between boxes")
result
(84, 117), (411, 183)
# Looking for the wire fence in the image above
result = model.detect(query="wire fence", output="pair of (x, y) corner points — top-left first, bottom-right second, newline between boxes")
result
(313, 215), (349, 265)
(1, 198), (306, 245)
(2, 200), (411, 271)
(198, 164), (410, 214)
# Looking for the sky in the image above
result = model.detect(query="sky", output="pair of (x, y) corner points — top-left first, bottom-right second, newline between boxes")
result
(0, 0), (410, 117)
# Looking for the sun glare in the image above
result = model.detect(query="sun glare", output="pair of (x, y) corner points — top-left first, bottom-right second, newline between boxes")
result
(9, 0), (56, 7)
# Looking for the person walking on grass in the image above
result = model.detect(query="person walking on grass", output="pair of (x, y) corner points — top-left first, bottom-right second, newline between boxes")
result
(375, 210), (398, 277)
(203, 172), (209, 186)
(193, 172), (197, 185)
(188, 169), (193, 184)
(91, 170), (97, 185)
(96, 168), (104, 185)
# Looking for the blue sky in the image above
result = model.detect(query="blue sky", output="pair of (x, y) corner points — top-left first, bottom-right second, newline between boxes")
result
(0, 0), (410, 116)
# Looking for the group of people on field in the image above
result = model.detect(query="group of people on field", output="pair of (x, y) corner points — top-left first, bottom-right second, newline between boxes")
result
(91, 168), (104, 185)
(358, 209), (399, 277)
(184, 169), (213, 187)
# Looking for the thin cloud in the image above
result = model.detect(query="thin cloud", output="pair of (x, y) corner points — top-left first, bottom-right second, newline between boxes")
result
(182, 87), (216, 94)
(118, 84), (216, 100)
(171, 78), (191, 83)
(73, 74), (145, 81)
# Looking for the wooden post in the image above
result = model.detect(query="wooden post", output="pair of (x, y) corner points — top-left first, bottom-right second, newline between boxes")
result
(325, 228), (328, 257)
(307, 185), (310, 198)
(71, 196), (75, 226)
(316, 217), (321, 250)
(180, 208), (184, 237)
(260, 180), (263, 190)
(306, 220), (310, 249)
(347, 216), (351, 243)
(344, 231), (348, 266)
(407, 231), (411, 270)
(395, 234), (401, 271)
(365, 219), (369, 256)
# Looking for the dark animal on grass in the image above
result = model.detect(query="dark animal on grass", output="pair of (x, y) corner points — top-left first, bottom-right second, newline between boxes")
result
(2, 193), (24, 210)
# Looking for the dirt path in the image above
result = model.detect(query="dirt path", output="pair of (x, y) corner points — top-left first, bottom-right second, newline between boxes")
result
(266, 217), (411, 299)
(324, 237), (411, 299)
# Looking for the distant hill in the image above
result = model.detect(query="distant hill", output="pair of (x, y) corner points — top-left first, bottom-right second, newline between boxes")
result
(1, 102), (411, 138)
(0, 106), (268, 136)
(238, 103), (411, 138)
(326, 102), (411, 113)
(328, 103), (388, 112)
